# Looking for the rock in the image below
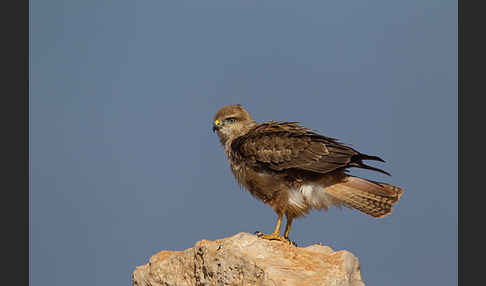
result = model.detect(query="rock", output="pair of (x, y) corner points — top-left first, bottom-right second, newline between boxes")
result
(132, 232), (365, 286)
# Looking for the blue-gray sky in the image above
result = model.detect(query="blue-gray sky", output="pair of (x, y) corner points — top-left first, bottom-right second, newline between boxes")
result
(30, 1), (457, 285)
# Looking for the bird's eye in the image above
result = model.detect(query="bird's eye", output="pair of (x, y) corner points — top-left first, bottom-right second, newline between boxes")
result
(225, 117), (237, 123)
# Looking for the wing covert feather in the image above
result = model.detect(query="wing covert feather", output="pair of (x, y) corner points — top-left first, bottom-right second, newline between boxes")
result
(231, 121), (358, 174)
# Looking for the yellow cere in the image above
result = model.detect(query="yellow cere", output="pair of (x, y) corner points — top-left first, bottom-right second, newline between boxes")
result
(214, 119), (221, 126)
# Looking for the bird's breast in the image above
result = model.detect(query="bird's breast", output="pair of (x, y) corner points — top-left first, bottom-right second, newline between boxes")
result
(229, 161), (286, 203)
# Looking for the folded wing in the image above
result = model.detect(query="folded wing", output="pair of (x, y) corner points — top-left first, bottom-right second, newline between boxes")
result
(231, 121), (386, 175)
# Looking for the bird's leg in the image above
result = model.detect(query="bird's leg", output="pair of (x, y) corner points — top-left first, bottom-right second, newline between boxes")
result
(283, 216), (298, 246)
(284, 217), (293, 239)
(273, 212), (283, 234)
(257, 213), (292, 244)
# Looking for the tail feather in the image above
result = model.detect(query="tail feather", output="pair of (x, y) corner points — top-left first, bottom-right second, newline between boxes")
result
(323, 176), (403, 218)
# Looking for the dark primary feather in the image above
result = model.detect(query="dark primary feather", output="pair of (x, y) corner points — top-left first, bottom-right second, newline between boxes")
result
(231, 121), (390, 175)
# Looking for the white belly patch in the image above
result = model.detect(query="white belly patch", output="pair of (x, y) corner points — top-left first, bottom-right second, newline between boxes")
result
(288, 184), (334, 210)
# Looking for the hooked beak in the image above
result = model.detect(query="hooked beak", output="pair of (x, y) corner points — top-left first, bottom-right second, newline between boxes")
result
(212, 119), (222, 133)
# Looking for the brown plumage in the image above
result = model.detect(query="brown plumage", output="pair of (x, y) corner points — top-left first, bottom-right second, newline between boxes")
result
(212, 104), (403, 242)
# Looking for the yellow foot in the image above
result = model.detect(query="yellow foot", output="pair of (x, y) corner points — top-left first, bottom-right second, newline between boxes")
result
(255, 232), (297, 246)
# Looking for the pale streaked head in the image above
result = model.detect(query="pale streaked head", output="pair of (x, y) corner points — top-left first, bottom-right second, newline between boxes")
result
(212, 104), (256, 143)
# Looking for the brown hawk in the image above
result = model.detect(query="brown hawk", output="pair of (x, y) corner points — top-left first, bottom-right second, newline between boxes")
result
(212, 104), (403, 244)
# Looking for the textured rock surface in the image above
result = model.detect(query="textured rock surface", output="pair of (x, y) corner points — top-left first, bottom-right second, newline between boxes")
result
(132, 232), (365, 286)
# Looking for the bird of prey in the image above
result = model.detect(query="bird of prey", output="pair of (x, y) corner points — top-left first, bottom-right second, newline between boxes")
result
(212, 104), (403, 244)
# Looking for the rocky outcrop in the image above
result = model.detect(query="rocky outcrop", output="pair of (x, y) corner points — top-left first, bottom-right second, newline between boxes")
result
(132, 232), (365, 286)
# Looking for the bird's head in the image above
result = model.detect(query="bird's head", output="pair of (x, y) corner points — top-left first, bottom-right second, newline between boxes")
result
(212, 104), (255, 144)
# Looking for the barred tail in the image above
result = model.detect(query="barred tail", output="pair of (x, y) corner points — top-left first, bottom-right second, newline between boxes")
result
(324, 176), (403, 218)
